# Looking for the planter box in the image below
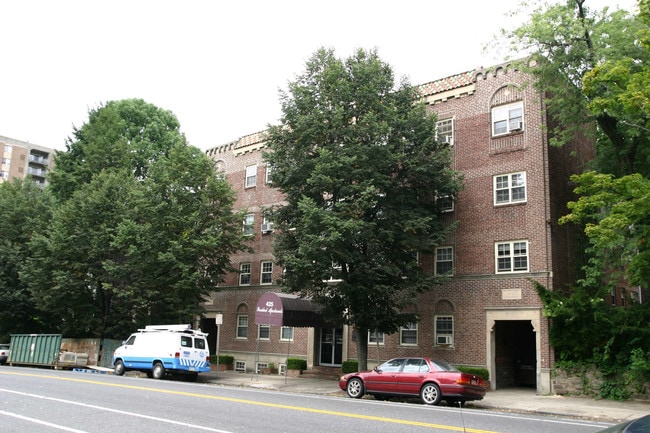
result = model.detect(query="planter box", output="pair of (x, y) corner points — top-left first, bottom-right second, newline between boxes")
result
(286, 369), (302, 377)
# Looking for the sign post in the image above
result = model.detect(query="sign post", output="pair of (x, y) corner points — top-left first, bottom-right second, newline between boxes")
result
(215, 313), (223, 375)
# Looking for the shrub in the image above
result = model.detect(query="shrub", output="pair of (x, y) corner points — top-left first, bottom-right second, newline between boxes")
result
(210, 354), (234, 365)
(341, 360), (359, 374)
(457, 366), (489, 381)
(287, 358), (307, 370)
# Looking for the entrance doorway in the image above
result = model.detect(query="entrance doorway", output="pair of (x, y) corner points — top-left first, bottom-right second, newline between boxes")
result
(494, 320), (536, 388)
(319, 328), (343, 366)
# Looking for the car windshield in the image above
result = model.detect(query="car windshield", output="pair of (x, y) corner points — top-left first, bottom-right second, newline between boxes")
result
(430, 359), (460, 372)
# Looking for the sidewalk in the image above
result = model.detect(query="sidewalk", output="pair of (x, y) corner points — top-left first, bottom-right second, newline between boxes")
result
(201, 370), (650, 423)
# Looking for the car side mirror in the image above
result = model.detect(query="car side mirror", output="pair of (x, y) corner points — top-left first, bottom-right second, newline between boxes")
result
(374, 366), (382, 373)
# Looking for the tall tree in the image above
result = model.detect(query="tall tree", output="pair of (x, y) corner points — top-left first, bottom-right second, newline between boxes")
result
(49, 98), (187, 201)
(265, 48), (463, 370)
(0, 179), (55, 341)
(25, 100), (246, 338)
(502, 0), (648, 175)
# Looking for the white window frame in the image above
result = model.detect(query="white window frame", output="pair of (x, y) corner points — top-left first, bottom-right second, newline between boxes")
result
(368, 330), (385, 345)
(494, 172), (527, 205)
(265, 164), (273, 184)
(280, 326), (294, 341)
(243, 213), (255, 236)
(434, 315), (454, 346)
(260, 261), (273, 285)
(239, 263), (251, 285)
(245, 164), (257, 188)
(236, 315), (248, 339)
(492, 102), (523, 136)
(400, 322), (418, 346)
(437, 195), (454, 212)
(435, 246), (454, 275)
(257, 325), (270, 340)
(495, 240), (529, 273)
(436, 118), (454, 145)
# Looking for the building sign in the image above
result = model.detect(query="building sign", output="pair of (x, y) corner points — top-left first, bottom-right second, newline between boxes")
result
(254, 292), (285, 326)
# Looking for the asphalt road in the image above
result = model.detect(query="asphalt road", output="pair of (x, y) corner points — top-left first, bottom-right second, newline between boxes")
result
(0, 366), (614, 433)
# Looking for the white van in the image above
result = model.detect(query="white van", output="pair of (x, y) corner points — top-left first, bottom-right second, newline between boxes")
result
(113, 324), (211, 380)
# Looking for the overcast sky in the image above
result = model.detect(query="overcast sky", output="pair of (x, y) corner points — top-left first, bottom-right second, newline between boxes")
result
(1, 0), (637, 152)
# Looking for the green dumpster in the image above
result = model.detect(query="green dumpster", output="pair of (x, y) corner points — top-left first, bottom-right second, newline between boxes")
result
(9, 334), (62, 366)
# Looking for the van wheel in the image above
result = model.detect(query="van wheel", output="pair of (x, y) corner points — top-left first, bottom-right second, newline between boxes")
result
(114, 360), (125, 376)
(152, 362), (165, 379)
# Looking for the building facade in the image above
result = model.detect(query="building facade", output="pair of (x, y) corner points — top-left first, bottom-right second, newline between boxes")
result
(203, 62), (594, 393)
(0, 135), (55, 187)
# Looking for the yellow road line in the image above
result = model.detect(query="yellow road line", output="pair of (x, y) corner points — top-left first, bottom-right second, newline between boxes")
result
(1, 371), (498, 433)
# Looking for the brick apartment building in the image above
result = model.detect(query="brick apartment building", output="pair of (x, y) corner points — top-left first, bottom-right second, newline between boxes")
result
(202, 61), (594, 394)
(0, 135), (55, 187)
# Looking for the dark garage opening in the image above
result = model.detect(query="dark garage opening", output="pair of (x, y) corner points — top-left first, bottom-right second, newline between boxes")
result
(494, 320), (536, 389)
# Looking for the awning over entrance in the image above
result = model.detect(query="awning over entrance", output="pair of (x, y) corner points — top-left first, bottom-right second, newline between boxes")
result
(254, 292), (326, 328)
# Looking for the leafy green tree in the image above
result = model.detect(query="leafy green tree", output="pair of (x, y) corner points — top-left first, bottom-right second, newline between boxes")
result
(49, 98), (187, 201)
(25, 100), (246, 338)
(560, 171), (650, 294)
(265, 48), (463, 370)
(0, 179), (56, 341)
(502, 0), (648, 175)
(583, 0), (650, 176)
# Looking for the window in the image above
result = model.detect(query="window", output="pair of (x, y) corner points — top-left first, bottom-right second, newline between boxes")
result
(260, 261), (273, 284)
(492, 102), (523, 136)
(258, 325), (270, 340)
(496, 240), (529, 273)
(435, 315), (454, 346)
(400, 322), (418, 345)
(243, 213), (255, 236)
(326, 261), (343, 282)
(404, 358), (429, 373)
(379, 358), (405, 372)
(239, 263), (251, 285)
(368, 330), (384, 345)
(494, 172), (526, 205)
(194, 338), (206, 350)
(181, 336), (192, 347)
(265, 164), (273, 183)
(436, 118), (454, 145)
(245, 165), (257, 187)
(280, 326), (294, 341)
(261, 214), (274, 233)
(437, 195), (454, 212)
(435, 246), (453, 275)
(236, 315), (248, 338)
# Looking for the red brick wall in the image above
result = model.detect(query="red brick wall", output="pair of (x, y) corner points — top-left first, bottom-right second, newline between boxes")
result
(204, 64), (592, 375)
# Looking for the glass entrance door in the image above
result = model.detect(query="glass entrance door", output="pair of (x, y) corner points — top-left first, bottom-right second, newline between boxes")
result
(319, 328), (343, 366)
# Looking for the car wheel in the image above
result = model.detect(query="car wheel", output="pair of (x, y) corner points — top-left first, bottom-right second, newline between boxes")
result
(346, 377), (365, 399)
(420, 383), (442, 405)
(114, 360), (126, 376)
(152, 362), (165, 379)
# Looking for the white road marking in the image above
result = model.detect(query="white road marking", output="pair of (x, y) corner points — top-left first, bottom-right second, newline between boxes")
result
(0, 388), (233, 433)
(0, 410), (89, 433)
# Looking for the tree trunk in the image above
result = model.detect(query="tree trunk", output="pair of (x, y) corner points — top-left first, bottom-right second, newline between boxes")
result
(354, 326), (369, 371)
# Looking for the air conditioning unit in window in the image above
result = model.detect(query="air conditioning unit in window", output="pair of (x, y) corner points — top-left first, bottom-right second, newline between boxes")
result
(261, 223), (274, 233)
(443, 136), (453, 145)
(511, 122), (523, 131)
(437, 335), (453, 345)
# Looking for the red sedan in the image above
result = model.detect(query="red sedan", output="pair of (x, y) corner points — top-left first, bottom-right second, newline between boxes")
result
(339, 357), (486, 406)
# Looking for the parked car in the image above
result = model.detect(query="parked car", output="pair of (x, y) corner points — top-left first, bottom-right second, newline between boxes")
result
(339, 357), (486, 406)
(596, 415), (650, 432)
(0, 344), (10, 365)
